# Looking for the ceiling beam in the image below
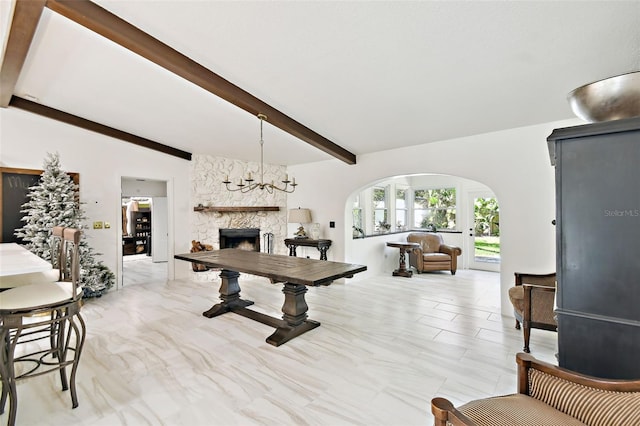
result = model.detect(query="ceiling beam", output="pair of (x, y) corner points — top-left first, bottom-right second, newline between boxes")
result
(45, 0), (357, 165)
(0, 0), (47, 107)
(10, 96), (192, 161)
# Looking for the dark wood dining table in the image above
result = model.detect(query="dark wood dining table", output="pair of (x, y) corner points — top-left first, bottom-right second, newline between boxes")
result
(174, 248), (367, 346)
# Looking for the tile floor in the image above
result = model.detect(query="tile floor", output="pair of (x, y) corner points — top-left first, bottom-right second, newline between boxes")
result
(3, 257), (557, 425)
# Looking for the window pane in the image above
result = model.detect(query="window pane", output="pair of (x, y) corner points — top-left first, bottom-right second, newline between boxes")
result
(396, 210), (407, 227)
(373, 187), (386, 208)
(353, 208), (362, 229)
(414, 190), (429, 208)
(396, 189), (406, 209)
(413, 188), (457, 229)
(414, 209), (430, 227)
(414, 188), (456, 207)
(374, 209), (387, 224)
(431, 188), (456, 208)
(433, 208), (456, 229)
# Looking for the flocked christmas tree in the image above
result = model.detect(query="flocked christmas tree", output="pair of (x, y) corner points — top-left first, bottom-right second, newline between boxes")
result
(15, 152), (114, 297)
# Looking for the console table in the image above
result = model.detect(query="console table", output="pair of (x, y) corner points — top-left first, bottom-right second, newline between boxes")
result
(284, 238), (332, 261)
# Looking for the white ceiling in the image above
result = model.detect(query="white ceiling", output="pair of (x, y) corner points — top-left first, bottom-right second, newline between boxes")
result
(2, 0), (639, 165)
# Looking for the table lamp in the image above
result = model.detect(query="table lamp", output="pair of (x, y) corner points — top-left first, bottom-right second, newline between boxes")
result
(288, 208), (312, 238)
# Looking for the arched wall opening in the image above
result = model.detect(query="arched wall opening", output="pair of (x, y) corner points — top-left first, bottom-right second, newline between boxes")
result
(343, 173), (500, 277)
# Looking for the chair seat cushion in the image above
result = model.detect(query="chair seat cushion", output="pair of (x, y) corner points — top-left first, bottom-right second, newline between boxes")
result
(458, 394), (586, 426)
(0, 281), (81, 311)
(508, 285), (525, 314)
(423, 253), (451, 262)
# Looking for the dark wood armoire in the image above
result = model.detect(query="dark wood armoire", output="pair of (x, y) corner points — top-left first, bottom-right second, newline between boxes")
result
(547, 116), (640, 379)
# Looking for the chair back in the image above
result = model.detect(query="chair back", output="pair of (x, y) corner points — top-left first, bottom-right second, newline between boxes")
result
(407, 232), (443, 253)
(62, 227), (82, 300)
(51, 226), (65, 280)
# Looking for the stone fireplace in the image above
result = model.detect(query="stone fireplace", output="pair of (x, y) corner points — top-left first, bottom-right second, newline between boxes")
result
(219, 228), (260, 252)
(190, 155), (288, 282)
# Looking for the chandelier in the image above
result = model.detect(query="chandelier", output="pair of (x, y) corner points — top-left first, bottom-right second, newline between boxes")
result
(223, 113), (297, 194)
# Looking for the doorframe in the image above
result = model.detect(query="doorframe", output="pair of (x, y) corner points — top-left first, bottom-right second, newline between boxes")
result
(117, 177), (173, 289)
(467, 190), (500, 272)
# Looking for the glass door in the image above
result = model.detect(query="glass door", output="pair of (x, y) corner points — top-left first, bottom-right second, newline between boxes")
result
(468, 192), (500, 271)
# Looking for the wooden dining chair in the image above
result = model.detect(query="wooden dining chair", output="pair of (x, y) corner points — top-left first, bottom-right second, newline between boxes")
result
(0, 228), (86, 426)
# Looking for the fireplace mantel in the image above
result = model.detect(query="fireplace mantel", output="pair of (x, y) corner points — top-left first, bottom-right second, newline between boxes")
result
(194, 206), (280, 213)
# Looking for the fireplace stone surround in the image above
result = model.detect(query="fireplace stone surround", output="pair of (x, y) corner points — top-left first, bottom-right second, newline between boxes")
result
(189, 154), (288, 281)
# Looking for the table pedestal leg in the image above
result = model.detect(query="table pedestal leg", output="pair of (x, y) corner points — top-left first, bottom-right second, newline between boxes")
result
(203, 269), (253, 318)
(393, 248), (413, 277)
(266, 282), (320, 346)
(318, 246), (328, 261)
(288, 245), (297, 256)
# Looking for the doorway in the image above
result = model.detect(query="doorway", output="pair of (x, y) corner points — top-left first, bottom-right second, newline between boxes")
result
(120, 178), (169, 287)
(468, 191), (500, 272)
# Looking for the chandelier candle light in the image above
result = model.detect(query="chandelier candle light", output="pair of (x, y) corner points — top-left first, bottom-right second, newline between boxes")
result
(223, 113), (297, 193)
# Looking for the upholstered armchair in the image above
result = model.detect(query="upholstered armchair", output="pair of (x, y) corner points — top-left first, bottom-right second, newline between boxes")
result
(407, 232), (462, 275)
(431, 352), (640, 426)
(508, 272), (557, 353)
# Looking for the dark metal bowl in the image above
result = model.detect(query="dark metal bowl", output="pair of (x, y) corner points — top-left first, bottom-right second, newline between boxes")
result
(567, 71), (640, 122)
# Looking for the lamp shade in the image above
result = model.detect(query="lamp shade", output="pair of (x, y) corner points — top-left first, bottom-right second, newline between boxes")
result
(288, 208), (312, 224)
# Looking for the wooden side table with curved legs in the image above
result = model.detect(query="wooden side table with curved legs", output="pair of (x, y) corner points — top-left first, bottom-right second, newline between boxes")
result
(386, 241), (420, 277)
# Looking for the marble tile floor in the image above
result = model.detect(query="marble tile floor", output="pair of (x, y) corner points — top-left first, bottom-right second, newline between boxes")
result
(3, 260), (557, 426)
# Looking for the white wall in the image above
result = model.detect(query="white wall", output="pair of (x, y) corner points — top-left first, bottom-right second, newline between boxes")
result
(1, 105), (583, 314)
(121, 178), (167, 197)
(0, 107), (192, 285)
(287, 118), (583, 315)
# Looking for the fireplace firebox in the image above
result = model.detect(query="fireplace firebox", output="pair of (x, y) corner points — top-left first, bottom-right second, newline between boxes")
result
(219, 228), (260, 252)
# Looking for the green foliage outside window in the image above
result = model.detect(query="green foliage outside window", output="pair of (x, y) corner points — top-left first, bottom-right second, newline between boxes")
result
(373, 187), (386, 203)
(414, 188), (456, 229)
(474, 197), (500, 236)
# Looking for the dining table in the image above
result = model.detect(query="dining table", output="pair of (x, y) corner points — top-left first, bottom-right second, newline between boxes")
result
(175, 248), (367, 346)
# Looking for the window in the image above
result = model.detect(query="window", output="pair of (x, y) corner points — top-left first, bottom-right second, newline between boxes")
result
(372, 186), (388, 231)
(395, 187), (408, 230)
(413, 188), (456, 229)
(352, 194), (363, 236)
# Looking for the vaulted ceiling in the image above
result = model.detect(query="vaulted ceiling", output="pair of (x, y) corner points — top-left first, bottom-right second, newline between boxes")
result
(1, 0), (639, 165)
